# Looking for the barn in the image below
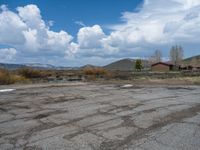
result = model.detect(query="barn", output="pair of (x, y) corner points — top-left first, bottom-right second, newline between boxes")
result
(151, 62), (174, 72)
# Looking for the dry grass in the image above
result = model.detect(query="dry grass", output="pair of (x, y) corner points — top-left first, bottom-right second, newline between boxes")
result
(179, 76), (200, 84)
(83, 68), (108, 76)
(0, 69), (13, 85)
(1, 67), (199, 85)
(17, 68), (45, 78)
(11, 75), (29, 83)
(83, 68), (112, 80)
(0, 69), (29, 85)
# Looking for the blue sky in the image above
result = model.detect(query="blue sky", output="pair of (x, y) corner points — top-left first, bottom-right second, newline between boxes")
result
(0, 0), (200, 66)
(0, 0), (142, 36)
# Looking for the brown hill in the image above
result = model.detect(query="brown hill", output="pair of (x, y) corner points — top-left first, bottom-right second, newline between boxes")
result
(103, 58), (150, 71)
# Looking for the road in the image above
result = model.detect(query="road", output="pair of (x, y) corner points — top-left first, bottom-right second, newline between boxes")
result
(0, 82), (200, 150)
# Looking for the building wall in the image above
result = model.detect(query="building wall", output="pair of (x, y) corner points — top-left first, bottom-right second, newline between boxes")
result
(151, 64), (170, 72)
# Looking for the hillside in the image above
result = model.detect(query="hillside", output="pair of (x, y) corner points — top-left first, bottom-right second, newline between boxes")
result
(0, 63), (25, 70)
(183, 55), (200, 63)
(103, 59), (135, 71)
(103, 58), (150, 71)
(80, 64), (101, 70)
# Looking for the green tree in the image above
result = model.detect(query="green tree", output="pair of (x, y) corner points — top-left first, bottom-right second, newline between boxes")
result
(135, 59), (143, 71)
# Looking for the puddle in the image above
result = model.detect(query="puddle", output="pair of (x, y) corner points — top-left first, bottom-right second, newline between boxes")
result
(0, 89), (16, 93)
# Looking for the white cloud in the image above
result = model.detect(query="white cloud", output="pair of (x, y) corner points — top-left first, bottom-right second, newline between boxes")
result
(68, 0), (200, 61)
(48, 20), (54, 27)
(0, 6), (27, 45)
(0, 5), (8, 11)
(107, 0), (200, 47)
(22, 29), (39, 51)
(1, 1), (200, 66)
(67, 25), (121, 58)
(75, 21), (86, 27)
(177, 0), (200, 9)
(64, 25), (115, 58)
(0, 48), (17, 62)
(47, 30), (73, 51)
(77, 25), (105, 49)
(0, 4), (73, 55)
(17, 4), (45, 29)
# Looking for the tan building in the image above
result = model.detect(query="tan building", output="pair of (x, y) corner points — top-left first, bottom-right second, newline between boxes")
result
(151, 62), (174, 72)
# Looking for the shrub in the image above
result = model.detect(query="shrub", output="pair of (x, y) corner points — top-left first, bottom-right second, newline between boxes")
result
(83, 68), (108, 77)
(0, 69), (29, 85)
(17, 68), (44, 78)
(135, 59), (143, 71)
(11, 75), (29, 83)
(0, 69), (14, 85)
(83, 68), (110, 81)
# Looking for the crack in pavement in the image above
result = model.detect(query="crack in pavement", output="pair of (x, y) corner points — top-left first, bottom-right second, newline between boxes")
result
(99, 104), (200, 150)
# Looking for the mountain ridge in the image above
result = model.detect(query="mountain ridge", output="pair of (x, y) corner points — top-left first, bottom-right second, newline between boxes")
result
(1, 55), (199, 70)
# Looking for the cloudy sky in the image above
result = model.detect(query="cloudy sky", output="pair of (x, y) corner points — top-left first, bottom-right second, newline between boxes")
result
(0, 0), (200, 66)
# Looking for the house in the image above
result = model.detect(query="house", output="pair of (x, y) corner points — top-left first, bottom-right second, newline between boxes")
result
(192, 65), (200, 70)
(179, 64), (193, 70)
(180, 63), (200, 71)
(151, 62), (174, 72)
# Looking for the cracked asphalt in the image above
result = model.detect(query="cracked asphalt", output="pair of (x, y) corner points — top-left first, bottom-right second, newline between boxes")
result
(0, 82), (200, 150)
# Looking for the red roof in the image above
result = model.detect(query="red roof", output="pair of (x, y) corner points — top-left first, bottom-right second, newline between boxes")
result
(151, 62), (173, 67)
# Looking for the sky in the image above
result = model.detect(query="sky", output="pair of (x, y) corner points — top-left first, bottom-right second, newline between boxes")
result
(0, 0), (200, 66)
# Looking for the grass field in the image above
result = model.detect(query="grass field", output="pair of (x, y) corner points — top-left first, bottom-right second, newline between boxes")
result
(0, 68), (200, 85)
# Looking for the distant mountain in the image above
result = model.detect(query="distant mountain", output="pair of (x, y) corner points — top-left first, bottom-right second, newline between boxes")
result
(80, 64), (101, 70)
(23, 63), (55, 69)
(0, 63), (78, 70)
(55, 66), (80, 70)
(103, 58), (150, 71)
(0, 63), (26, 70)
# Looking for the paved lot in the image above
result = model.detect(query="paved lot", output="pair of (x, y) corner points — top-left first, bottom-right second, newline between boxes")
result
(0, 82), (200, 150)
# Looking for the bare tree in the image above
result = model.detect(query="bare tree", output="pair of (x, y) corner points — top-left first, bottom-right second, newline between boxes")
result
(154, 49), (162, 62)
(170, 45), (184, 67)
(150, 49), (162, 64)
